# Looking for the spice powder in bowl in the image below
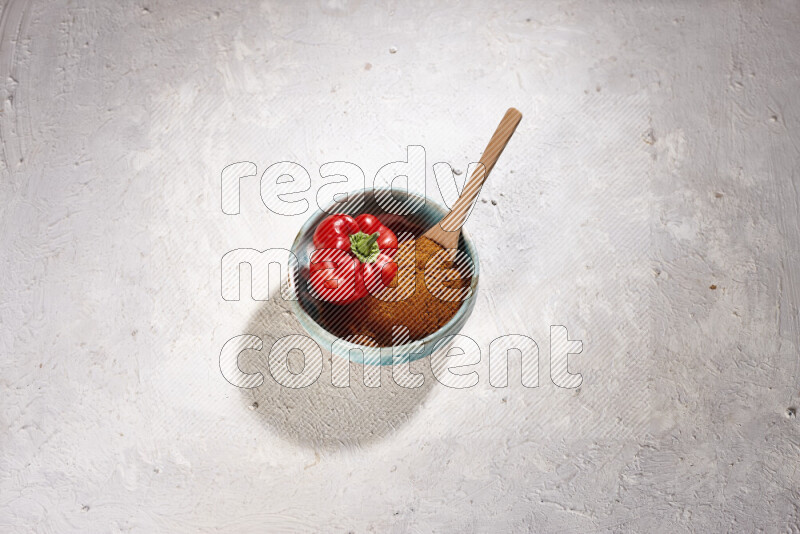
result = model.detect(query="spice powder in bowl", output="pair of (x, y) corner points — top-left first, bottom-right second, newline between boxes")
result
(316, 236), (472, 346)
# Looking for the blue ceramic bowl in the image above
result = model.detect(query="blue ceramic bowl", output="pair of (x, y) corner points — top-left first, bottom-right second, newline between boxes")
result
(288, 188), (480, 366)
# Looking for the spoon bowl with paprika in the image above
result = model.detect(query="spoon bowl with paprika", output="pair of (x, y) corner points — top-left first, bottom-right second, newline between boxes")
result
(289, 188), (480, 366)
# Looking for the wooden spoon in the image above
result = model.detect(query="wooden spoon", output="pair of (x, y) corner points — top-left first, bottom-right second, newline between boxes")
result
(422, 107), (523, 249)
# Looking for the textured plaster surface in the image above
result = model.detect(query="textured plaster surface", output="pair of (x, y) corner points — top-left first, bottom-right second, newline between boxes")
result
(1, 0), (800, 532)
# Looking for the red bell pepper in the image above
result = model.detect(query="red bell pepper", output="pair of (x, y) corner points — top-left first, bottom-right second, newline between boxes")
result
(309, 214), (399, 304)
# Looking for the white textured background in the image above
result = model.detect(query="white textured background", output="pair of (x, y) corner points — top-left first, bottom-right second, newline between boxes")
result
(2, 0), (799, 532)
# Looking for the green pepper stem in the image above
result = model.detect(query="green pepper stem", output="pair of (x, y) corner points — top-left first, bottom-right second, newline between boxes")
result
(357, 232), (380, 255)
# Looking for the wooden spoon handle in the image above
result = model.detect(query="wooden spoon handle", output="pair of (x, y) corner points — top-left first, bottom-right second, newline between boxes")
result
(439, 108), (522, 232)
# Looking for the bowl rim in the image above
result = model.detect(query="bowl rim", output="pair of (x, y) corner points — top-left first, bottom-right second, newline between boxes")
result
(288, 187), (480, 358)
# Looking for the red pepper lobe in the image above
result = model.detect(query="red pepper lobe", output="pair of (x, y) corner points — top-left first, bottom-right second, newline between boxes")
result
(375, 225), (398, 252)
(313, 214), (359, 250)
(309, 248), (366, 304)
(355, 213), (383, 234)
